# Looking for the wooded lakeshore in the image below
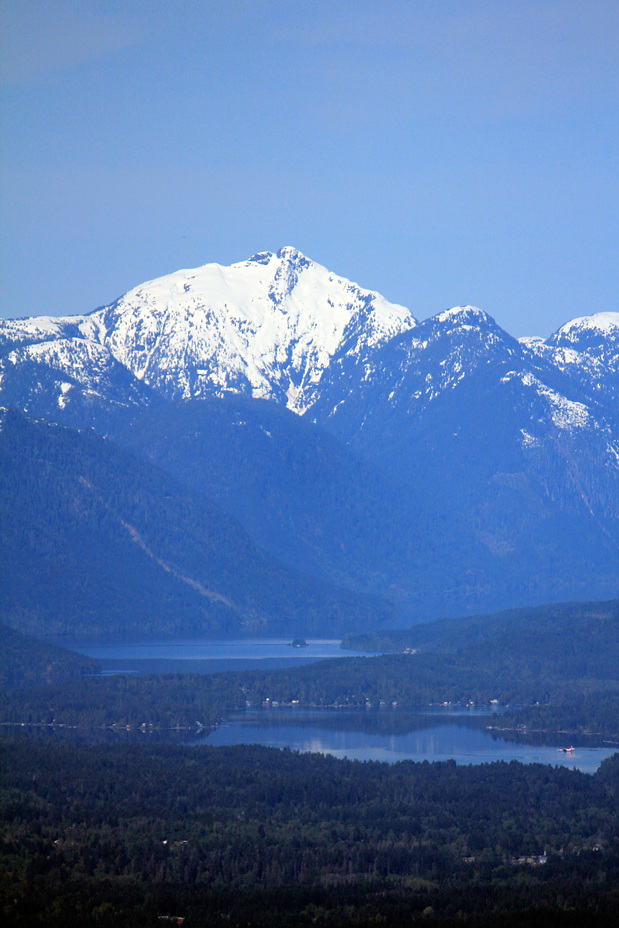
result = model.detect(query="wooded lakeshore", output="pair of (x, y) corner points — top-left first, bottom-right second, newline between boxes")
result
(1, 602), (619, 925)
(2, 737), (618, 927)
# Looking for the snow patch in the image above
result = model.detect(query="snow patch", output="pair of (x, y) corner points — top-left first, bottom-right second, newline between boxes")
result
(520, 429), (540, 448)
(433, 306), (489, 326)
(516, 371), (591, 431)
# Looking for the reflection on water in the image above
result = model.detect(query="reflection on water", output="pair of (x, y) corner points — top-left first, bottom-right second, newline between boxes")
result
(203, 708), (616, 773)
(5, 707), (616, 773)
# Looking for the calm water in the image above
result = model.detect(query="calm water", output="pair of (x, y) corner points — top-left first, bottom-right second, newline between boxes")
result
(16, 707), (615, 774)
(55, 638), (618, 772)
(202, 708), (617, 773)
(67, 637), (374, 675)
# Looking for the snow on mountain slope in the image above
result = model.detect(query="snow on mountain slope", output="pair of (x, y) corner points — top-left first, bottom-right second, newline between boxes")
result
(0, 315), (76, 350)
(393, 305), (521, 399)
(551, 311), (619, 347)
(0, 251), (616, 444)
(87, 247), (415, 412)
(6, 338), (127, 390)
(310, 305), (522, 437)
(0, 248), (415, 417)
(521, 312), (619, 415)
(501, 370), (593, 432)
(310, 303), (619, 526)
(0, 335), (155, 431)
(314, 302), (619, 441)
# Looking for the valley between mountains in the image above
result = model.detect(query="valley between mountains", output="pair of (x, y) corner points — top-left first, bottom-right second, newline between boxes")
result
(2, 248), (619, 928)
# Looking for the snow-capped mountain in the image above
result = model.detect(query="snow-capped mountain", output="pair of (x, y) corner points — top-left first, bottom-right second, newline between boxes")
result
(310, 305), (521, 434)
(0, 247), (414, 421)
(311, 302), (619, 513)
(548, 311), (619, 360)
(1, 248), (618, 620)
(521, 312), (619, 414)
(312, 302), (618, 438)
(1, 249), (615, 444)
(308, 302), (619, 611)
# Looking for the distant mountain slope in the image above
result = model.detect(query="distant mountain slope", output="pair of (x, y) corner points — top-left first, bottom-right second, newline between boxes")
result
(0, 624), (100, 690)
(542, 311), (619, 406)
(0, 338), (157, 434)
(0, 409), (394, 640)
(310, 306), (619, 606)
(115, 393), (619, 620)
(312, 306), (619, 492)
(116, 396), (428, 597)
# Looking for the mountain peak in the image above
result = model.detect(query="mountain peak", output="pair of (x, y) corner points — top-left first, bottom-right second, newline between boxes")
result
(276, 245), (309, 263)
(245, 246), (310, 268)
(546, 312), (619, 371)
(551, 312), (619, 341)
(72, 249), (414, 413)
(432, 306), (495, 328)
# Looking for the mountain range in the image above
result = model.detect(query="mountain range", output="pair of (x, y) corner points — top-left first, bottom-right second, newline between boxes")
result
(1, 247), (617, 636)
(0, 247), (412, 429)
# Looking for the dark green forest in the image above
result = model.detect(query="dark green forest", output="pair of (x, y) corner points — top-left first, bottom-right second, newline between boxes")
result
(0, 625), (100, 691)
(1, 658), (618, 742)
(2, 738), (619, 927)
(2, 601), (619, 925)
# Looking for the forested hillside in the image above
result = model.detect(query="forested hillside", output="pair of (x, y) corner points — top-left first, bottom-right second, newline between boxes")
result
(0, 625), (99, 690)
(343, 598), (619, 665)
(116, 396), (426, 596)
(0, 409), (393, 639)
(1, 738), (618, 926)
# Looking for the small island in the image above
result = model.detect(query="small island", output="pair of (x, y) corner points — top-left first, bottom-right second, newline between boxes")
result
(288, 637), (309, 648)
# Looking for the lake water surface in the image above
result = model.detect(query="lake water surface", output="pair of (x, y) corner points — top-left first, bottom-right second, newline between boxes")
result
(70, 637), (372, 675)
(202, 707), (617, 774)
(61, 637), (618, 773)
(17, 707), (614, 774)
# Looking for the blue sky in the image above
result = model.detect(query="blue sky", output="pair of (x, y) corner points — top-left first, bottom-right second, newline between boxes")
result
(1, 0), (617, 336)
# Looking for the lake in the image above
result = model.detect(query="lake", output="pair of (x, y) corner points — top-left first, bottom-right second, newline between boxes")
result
(69, 636), (374, 674)
(60, 637), (618, 773)
(202, 707), (617, 773)
(13, 706), (616, 774)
